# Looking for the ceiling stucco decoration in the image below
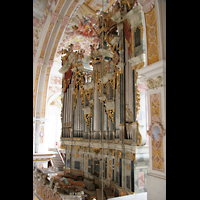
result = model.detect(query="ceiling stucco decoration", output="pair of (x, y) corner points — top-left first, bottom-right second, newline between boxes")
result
(33, 0), (54, 60)
(56, 0), (109, 57)
(33, 0), (156, 119)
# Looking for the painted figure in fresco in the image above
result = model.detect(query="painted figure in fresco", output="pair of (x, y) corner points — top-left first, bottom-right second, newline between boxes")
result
(72, 15), (98, 37)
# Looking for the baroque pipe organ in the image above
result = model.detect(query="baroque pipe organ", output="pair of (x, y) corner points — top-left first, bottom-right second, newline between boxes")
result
(59, 3), (149, 194)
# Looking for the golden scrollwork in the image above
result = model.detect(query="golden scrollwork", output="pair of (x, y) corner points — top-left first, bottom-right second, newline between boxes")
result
(131, 153), (135, 162)
(67, 146), (72, 150)
(136, 121), (142, 146)
(91, 147), (102, 155)
(109, 78), (115, 97)
(74, 154), (82, 158)
(106, 109), (115, 127)
(103, 81), (109, 98)
(108, 166), (112, 178)
(80, 87), (85, 106)
(132, 62), (144, 70)
(126, 152), (130, 158)
(85, 89), (91, 101)
(109, 149), (114, 156)
(115, 150), (122, 159)
(60, 144), (66, 149)
(114, 66), (120, 94)
(72, 67), (85, 110)
(135, 71), (140, 117)
(108, 160), (112, 166)
(126, 164), (130, 170)
(84, 114), (90, 129)
(73, 145), (82, 153)
(83, 147), (89, 152)
(105, 149), (108, 155)
(116, 161), (119, 167)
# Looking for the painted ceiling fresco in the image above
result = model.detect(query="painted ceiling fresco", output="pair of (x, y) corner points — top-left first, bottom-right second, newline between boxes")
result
(56, 0), (109, 57)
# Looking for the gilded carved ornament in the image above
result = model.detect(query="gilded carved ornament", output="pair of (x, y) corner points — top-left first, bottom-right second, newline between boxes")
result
(60, 144), (67, 149)
(132, 62), (144, 70)
(107, 109), (115, 127)
(67, 145), (72, 150)
(105, 149), (108, 155)
(91, 147), (102, 155)
(73, 145), (82, 153)
(74, 154), (82, 158)
(109, 149), (114, 156)
(82, 146), (89, 152)
(135, 71), (140, 117)
(126, 152), (130, 158)
(126, 164), (130, 170)
(116, 161), (119, 167)
(109, 78), (116, 97)
(114, 66), (120, 95)
(136, 120), (142, 146)
(115, 150), (122, 159)
(131, 153), (135, 162)
(84, 114), (90, 129)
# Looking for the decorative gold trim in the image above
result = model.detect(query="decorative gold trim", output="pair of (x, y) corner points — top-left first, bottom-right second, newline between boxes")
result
(114, 140), (119, 144)
(73, 145), (82, 153)
(116, 161), (119, 167)
(84, 114), (90, 129)
(126, 152), (130, 158)
(136, 121), (142, 146)
(109, 149), (114, 156)
(72, 138), (83, 141)
(135, 71), (140, 117)
(124, 140), (132, 144)
(91, 147), (102, 155)
(126, 164), (130, 170)
(132, 62), (144, 70)
(67, 146), (72, 150)
(91, 140), (99, 143)
(60, 144), (67, 149)
(131, 153), (135, 162)
(74, 154), (82, 158)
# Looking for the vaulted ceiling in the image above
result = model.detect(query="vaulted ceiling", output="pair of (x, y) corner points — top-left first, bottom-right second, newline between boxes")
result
(33, 0), (155, 119)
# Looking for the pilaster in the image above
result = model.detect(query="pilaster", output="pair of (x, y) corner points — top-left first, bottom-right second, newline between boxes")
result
(137, 59), (166, 200)
(34, 118), (47, 153)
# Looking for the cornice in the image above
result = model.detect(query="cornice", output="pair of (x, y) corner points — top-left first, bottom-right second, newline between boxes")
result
(137, 59), (166, 82)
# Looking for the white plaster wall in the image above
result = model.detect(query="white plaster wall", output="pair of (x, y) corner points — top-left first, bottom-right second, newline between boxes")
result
(44, 105), (61, 151)
(147, 174), (166, 200)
